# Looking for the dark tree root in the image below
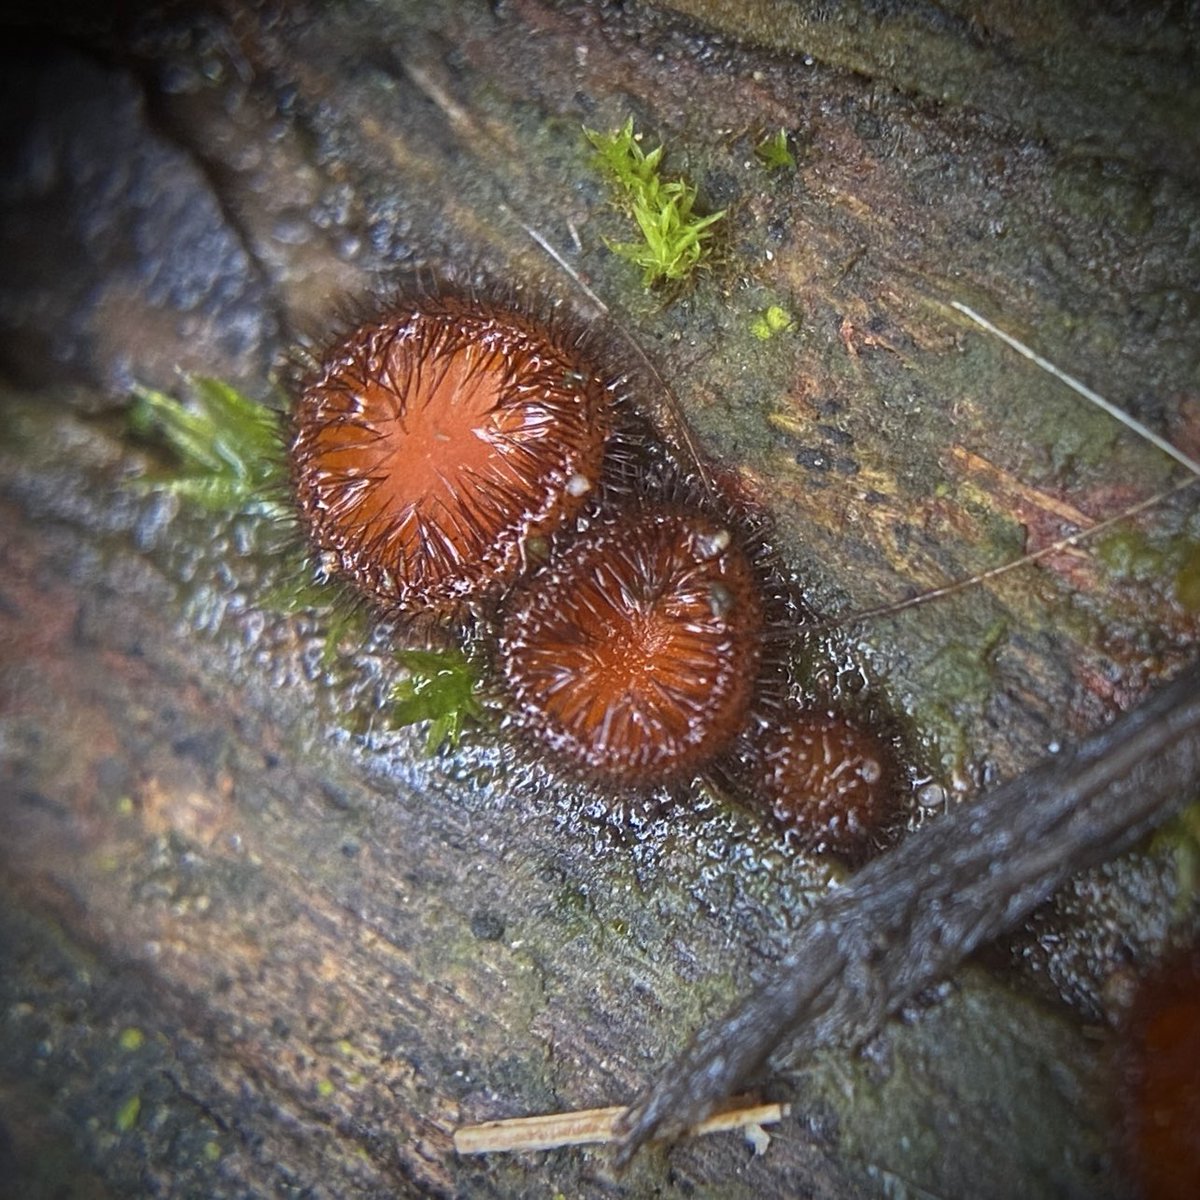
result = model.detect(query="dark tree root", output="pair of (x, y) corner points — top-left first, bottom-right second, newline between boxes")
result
(616, 660), (1200, 1163)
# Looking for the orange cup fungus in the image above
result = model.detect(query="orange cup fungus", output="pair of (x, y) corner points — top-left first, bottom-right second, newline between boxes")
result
(289, 294), (611, 617)
(287, 288), (907, 824)
(497, 505), (764, 788)
(1122, 943), (1200, 1200)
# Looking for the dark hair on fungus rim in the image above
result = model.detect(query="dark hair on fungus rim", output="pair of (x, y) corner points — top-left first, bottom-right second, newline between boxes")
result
(288, 290), (613, 618)
(496, 503), (765, 789)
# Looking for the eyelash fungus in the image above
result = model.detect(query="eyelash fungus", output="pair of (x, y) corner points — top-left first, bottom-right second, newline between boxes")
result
(283, 280), (907, 850)
(742, 709), (899, 861)
(130, 274), (1200, 1174)
(1119, 941), (1200, 1200)
(113, 86), (1200, 1181)
(289, 293), (613, 618)
(496, 504), (765, 789)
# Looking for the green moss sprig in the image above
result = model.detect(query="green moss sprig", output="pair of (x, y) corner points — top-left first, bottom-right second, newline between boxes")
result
(754, 128), (796, 171)
(389, 648), (486, 752)
(129, 376), (286, 517)
(750, 304), (796, 341)
(585, 118), (724, 288)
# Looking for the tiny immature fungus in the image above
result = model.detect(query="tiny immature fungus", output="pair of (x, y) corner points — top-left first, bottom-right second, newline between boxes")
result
(289, 293), (613, 617)
(749, 709), (898, 858)
(497, 505), (763, 788)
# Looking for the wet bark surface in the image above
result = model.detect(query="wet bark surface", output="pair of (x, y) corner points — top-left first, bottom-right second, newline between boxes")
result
(620, 660), (1200, 1157)
(1, 2), (1198, 1197)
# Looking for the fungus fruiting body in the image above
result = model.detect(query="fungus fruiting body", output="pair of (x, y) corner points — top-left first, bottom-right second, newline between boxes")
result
(289, 294), (611, 616)
(1122, 943), (1200, 1200)
(276, 283), (908, 829)
(748, 710), (898, 858)
(497, 505), (764, 788)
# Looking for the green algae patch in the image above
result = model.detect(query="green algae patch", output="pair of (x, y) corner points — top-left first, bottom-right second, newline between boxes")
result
(114, 1094), (141, 1133)
(1151, 801), (1200, 916)
(1173, 541), (1200, 612)
(1098, 528), (1200, 612)
(906, 617), (1009, 781)
(117, 1027), (145, 1052)
(1098, 528), (1169, 583)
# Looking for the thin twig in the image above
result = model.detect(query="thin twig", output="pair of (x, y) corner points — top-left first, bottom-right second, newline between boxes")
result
(810, 300), (1200, 633)
(951, 301), (1200, 476)
(808, 474), (1200, 632)
(454, 1098), (788, 1155)
(513, 212), (718, 499)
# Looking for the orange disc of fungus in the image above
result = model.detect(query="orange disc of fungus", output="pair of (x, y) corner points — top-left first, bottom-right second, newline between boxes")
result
(498, 506), (764, 788)
(753, 711), (897, 858)
(289, 295), (611, 615)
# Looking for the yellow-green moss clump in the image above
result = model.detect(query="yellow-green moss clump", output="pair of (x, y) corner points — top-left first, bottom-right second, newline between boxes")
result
(754, 128), (796, 171)
(585, 118), (724, 288)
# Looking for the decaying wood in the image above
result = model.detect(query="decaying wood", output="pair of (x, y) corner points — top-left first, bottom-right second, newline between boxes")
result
(619, 659), (1200, 1158)
(2, 1), (1198, 1198)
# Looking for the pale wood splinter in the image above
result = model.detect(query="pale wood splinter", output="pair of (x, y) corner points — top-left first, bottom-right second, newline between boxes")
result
(453, 1099), (789, 1155)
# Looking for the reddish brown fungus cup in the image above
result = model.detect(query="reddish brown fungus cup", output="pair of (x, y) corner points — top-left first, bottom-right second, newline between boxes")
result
(1121, 943), (1200, 1200)
(289, 294), (612, 616)
(751, 710), (898, 858)
(497, 505), (764, 788)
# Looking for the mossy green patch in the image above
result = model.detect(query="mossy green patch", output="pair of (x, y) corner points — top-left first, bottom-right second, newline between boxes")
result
(754, 127), (796, 171)
(750, 304), (796, 340)
(585, 118), (724, 288)
(118, 1027), (145, 1051)
(115, 1094), (141, 1132)
(130, 377), (286, 517)
(388, 648), (486, 751)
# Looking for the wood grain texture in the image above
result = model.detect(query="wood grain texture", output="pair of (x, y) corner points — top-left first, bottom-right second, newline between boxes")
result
(1, 2), (1197, 1196)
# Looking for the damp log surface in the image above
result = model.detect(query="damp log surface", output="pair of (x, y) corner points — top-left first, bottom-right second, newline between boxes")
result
(1, 2), (1198, 1198)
